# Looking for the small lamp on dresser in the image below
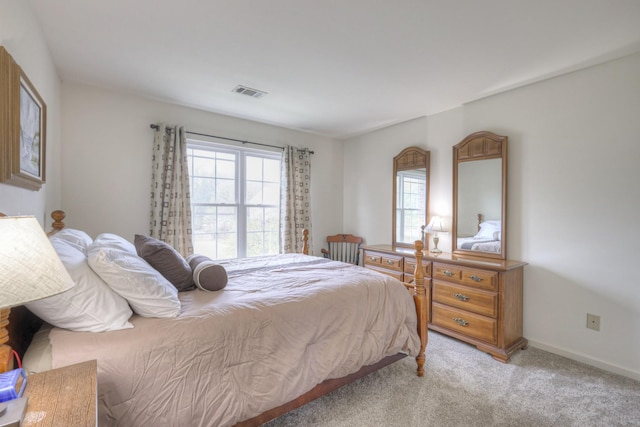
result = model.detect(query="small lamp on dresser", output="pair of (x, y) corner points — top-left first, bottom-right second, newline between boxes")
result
(0, 215), (75, 426)
(425, 216), (446, 253)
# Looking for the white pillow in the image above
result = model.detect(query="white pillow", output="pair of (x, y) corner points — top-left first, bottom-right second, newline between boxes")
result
(88, 234), (181, 318)
(475, 221), (501, 239)
(91, 232), (137, 254)
(49, 228), (93, 254)
(26, 238), (134, 332)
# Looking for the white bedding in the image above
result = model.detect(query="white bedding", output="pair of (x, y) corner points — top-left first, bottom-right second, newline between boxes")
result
(36, 254), (420, 426)
(457, 236), (502, 253)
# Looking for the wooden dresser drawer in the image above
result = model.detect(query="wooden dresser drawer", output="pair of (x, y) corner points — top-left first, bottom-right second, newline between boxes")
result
(365, 252), (403, 271)
(460, 268), (498, 291)
(364, 251), (402, 270)
(380, 254), (403, 271)
(434, 263), (498, 291)
(432, 302), (497, 344)
(432, 281), (497, 318)
(363, 250), (403, 280)
(363, 252), (383, 266)
(404, 257), (432, 277)
(433, 263), (463, 281)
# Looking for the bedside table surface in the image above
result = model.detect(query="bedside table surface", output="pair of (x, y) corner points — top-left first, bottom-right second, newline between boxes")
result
(23, 359), (97, 427)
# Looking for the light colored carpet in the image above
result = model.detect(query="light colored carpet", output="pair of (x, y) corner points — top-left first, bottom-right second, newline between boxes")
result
(265, 332), (640, 427)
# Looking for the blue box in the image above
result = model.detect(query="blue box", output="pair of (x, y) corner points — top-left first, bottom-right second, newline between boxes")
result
(0, 368), (26, 402)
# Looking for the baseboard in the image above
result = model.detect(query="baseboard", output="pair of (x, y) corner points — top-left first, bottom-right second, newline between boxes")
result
(527, 339), (640, 381)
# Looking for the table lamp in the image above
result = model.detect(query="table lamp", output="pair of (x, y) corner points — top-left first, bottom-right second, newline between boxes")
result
(0, 216), (75, 426)
(424, 216), (446, 253)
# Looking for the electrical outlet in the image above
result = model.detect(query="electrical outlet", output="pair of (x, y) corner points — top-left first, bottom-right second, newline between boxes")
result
(586, 313), (600, 331)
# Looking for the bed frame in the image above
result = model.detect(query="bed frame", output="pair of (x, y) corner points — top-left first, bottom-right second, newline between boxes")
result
(4, 210), (428, 426)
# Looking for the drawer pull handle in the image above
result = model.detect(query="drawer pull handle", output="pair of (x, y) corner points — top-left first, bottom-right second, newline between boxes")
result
(443, 270), (454, 277)
(470, 275), (483, 282)
(369, 257), (378, 262)
(386, 259), (395, 265)
(454, 293), (469, 301)
(453, 317), (469, 327)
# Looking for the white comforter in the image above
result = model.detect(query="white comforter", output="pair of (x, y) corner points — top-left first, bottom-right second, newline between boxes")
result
(49, 254), (420, 426)
(457, 236), (502, 253)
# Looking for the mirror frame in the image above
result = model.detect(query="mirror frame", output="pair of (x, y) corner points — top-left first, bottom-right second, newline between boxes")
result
(392, 146), (430, 248)
(452, 131), (508, 260)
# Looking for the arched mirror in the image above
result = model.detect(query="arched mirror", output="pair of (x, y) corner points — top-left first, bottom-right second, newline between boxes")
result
(452, 131), (507, 260)
(392, 147), (430, 248)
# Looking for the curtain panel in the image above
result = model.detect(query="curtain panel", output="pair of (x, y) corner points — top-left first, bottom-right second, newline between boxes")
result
(280, 146), (313, 254)
(150, 124), (194, 256)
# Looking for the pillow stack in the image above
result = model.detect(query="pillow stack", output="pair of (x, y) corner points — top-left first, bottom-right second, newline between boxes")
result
(39, 229), (229, 332)
(134, 235), (228, 293)
(27, 229), (134, 332)
(88, 233), (181, 318)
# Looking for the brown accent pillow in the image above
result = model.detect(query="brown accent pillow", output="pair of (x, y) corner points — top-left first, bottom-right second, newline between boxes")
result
(186, 255), (228, 292)
(134, 235), (194, 291)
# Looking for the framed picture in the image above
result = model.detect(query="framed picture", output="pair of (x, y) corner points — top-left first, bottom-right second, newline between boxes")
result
(0, 46), (47, 191)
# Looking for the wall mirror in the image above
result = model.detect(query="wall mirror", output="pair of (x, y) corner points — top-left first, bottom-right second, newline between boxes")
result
(392, 146), (430, 248)
(452, 131), (507, 260)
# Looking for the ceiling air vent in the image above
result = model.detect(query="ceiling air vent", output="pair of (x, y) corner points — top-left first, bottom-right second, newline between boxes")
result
(232, 85), (267, 99)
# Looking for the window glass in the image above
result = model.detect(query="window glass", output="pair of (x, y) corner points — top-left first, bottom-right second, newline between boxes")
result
(396, 171), (426, 243)
(187, 142), (281, 259)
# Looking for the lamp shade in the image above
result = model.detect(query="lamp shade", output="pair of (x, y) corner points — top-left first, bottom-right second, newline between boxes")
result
(425, 216), (446, 233)
(0, 216), (75, 309)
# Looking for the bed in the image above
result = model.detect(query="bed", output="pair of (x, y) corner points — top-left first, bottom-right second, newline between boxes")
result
(456, 214), (502, 254)
(8, 211), (428, 427)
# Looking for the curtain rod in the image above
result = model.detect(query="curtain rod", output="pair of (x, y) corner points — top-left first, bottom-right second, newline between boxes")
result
(149, 124), (314, 154)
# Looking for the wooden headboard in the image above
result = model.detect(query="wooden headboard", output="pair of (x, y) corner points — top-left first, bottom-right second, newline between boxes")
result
(7, 307), (43, 361)
(0, 211), (66, 363)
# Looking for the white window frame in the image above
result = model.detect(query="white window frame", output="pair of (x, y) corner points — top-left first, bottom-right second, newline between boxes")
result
(187, 139), (282, 259)
(396, 170), (427, 243)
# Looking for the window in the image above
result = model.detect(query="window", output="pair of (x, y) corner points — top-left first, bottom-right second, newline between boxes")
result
(395, 170), (426, 243)
(187, 141), (281, 259)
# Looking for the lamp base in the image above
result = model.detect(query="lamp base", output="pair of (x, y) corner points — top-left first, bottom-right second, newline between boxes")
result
(0, 397), (27, 427)
(430, 235), (442, 253)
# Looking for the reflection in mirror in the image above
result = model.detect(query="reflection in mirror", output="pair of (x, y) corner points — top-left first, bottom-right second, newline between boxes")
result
(396, 168), (427, 243)
(393, 147), (430, 248)
(453, 132), (507, 260)
(457, 159), (502, 236)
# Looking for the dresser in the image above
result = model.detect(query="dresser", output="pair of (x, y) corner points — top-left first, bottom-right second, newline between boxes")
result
(362, 244), (527, 362)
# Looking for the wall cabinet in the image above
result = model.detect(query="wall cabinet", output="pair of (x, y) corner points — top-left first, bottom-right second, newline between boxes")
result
(362, 245), (527, 362)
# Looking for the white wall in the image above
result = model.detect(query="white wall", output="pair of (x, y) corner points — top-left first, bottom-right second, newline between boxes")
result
(0, 0), (62, 225)
(61, 83), (344, 256)
(344, 52), (640, 379)
(344, 117), (429, 246)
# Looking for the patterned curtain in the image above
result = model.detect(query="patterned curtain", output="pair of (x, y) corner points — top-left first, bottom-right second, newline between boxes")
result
(150, 124), (193, 256)
(280, 146), (313, 254)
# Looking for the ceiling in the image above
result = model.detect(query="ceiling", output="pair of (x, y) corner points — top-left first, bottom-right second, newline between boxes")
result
(28, 0), (640, 139)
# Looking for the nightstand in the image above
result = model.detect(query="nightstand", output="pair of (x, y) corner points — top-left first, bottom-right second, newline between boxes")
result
(22, 360), (97, 426)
